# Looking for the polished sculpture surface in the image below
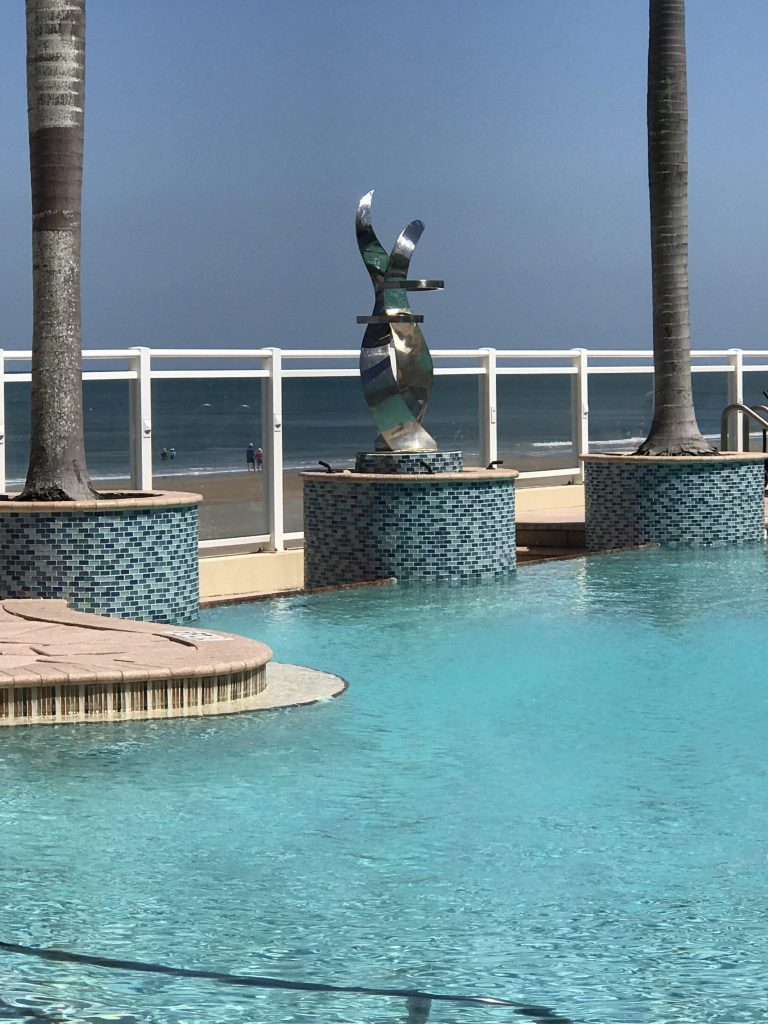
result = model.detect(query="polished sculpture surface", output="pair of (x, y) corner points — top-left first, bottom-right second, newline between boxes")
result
(356, 191), (443, 451)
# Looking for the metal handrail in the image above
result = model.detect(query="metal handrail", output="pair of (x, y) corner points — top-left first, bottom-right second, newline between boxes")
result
(720, 403), (768, 451)
(751, 405), (768, 455)
(0, 939), (574, 1023)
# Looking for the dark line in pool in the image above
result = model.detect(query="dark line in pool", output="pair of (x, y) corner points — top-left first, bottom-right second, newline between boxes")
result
(0, 940), (574, 1021)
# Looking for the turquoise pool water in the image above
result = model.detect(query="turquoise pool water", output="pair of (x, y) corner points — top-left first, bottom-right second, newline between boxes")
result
(1, 546), (767, 1022)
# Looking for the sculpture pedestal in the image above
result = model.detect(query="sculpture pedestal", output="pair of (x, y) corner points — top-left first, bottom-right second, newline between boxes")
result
(302, 451), (517, 588)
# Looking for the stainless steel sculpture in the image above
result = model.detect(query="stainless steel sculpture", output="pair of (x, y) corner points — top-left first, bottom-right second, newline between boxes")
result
(356, 191), (443, 451)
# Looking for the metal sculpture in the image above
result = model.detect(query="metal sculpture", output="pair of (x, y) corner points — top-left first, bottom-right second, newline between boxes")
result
(356, 191), (443, 451)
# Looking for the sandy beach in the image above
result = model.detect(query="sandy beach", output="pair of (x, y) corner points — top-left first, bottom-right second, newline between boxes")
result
(93, 470), (305, 542)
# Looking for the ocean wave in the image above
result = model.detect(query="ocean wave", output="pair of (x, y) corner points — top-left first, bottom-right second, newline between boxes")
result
(530, 436), (649, 449)
(590, 436), (646, 448)
(531, 436), (646, 450)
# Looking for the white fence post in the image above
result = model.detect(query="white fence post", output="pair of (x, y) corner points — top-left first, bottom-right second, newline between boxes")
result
(128, 346), (153, 490)
(478, 348), (497, 468)
(263, 348), (285, 551)
(727, 348), (743, 451)
(570, 348), (589, 482)
(0, 351), (5, 493)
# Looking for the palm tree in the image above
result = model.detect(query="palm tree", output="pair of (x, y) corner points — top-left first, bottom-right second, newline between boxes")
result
(636, 0), (715, 456)
(20, 0), (95, 500)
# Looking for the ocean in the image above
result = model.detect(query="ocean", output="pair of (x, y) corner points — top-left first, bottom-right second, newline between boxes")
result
(2, 369), (761, 487)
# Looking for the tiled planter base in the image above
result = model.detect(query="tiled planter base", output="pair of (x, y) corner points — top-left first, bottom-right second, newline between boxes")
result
(0, 491), (201, 622)
(303, 454), (518, 587)
(583, 454), (766, 549)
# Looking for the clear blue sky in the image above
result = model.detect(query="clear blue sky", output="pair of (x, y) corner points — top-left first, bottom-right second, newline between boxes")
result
(0, 0), (766, 350)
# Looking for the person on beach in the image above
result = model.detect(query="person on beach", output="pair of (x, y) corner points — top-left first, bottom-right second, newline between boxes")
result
(160, 448), (168, 462)
(246, 443), (256, 471)
(256, 447), (264, 471)
(169, 448), (176, 462)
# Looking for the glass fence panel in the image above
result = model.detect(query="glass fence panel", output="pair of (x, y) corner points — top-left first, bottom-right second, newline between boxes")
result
(496, 373), (574, 472)
(741, 371), (768, 449)
(3, 379), (131, 493)
(84, 379), (131, 487)
(151, 378), (265, 541)
(4, 381), (30, 491)
(588, 371), (730, 454)
(692, 371), (730, 442)
(743, 369), (768, 409)
(282, 374), (482, 533)
(587, 372), (653, 454)
(283, 376), (371, 535)
(428, 374), (481, 465)
(283, 375), (372, 471)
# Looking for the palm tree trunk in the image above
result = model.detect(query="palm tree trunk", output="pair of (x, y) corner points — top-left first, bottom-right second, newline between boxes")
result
(636, 0), (714, 456)
(20, 0), (95, 500)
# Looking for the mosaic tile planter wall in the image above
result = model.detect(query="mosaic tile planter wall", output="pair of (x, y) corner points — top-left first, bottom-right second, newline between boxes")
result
(0, 491), (201, 622)
(303, 462), (517, 587)
(583, 454), (766, 549)
(354, 450), (464, 474)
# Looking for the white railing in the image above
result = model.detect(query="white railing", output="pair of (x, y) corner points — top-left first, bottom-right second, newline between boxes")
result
(1, 345), (767, 552)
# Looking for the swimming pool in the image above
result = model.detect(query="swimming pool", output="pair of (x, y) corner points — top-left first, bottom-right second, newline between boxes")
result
(0, 545), (766, 1022)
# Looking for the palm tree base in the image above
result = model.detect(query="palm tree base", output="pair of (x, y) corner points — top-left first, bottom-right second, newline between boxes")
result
(583, 452), (766, 549)
(0, 490), (201, 622)
(634, 439), (718, 456)
(16, 484), (99, 502)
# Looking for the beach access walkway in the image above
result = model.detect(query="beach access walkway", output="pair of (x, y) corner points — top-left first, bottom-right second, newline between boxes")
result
(0, 599), (345, 726)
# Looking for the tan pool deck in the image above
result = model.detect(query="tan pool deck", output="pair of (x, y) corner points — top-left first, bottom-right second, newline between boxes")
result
(515, 487), (588, 563)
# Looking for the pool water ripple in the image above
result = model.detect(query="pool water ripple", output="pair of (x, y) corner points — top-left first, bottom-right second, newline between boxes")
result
(0, 546), (767, 1021)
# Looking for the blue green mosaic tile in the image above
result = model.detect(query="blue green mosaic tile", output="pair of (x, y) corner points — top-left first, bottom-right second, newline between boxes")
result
(0, 504), (199, 622)
(584, 459), (765, 549)
(304, 476), (515, 587)
(355, 450), (464, 474)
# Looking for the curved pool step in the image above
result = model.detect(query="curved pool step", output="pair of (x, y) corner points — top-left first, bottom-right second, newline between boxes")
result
(0, 599), (345, 726)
